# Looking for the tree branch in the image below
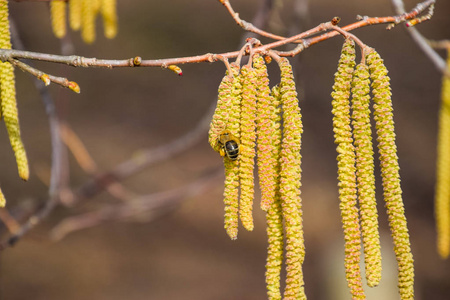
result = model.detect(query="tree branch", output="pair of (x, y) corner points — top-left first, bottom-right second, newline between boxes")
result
(0, 0), (434, 69)
(391, 0), (446, 75)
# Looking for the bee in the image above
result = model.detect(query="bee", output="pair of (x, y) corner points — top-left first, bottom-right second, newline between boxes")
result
(217, 130), (240, 160)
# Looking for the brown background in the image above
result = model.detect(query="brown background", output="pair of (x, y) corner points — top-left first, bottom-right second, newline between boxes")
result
(1, 0), (450, 299)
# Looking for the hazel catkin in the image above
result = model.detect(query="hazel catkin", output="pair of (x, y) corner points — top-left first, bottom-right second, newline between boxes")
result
(239, 65), (258, 232)
(278, 57), (306, 300)
(366, 48), (414, 300)
(331, 39), (365, 299)
(0, 0), (29, 182)
(351, 63), (382, 287)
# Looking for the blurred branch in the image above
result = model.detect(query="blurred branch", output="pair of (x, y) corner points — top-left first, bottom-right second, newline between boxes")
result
(50, 168), (223, 241)
(60, 122), (137, 202)
(73, 99), (216, 202)
(0, 18), (66, 251)
(391, 0), (447, 76)
(0, 208), (21, 234)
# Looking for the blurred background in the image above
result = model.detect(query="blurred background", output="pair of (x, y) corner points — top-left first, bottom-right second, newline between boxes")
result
(0, 0), (449, 299)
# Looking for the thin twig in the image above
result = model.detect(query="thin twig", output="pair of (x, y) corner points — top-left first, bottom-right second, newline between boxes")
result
(330, 25), (367, 61)
(219, 0), (286, 41)
(59, 123), (97, 173)
(428, 40), (450, 50)
(0, 208), (21, 234)
(391, 0), (446, 75)
(8, 58), (80, 93)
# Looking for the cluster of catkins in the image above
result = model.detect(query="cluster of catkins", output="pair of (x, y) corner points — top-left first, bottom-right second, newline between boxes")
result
(331, 39), (414, 300)
(50, 0), (117, 43)
(0, 1), (29, 207)
(209, 54), (306, 300)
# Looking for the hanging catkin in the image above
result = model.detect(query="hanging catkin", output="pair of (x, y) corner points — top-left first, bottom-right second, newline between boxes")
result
(331, 39), (365, 299)
(81, 0), (96, 44)
(366, 48), (414, 300)
(50, 1), (67, 38)
(69, 0), (82, 31)
(278, 57), (306, 300)
(0, 0), (29, 182)
(351, 63), (382, 287)
(222, 64), (242, 240)
(435, 50), (450, 260)
(101, 0), (118, 39)
(254, 54), (279, 212)
(264, 84), (284, 300)
(239, 64), (257, 232)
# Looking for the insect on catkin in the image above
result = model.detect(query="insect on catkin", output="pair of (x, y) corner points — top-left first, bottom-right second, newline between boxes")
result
(278, 57), (306, 300)
(239, 65), (257, 232)
(264, 84), (284, 300)
(209, 64), (242, 240)
(331, 39), (365, 299)
(351, 63), (382, 287)
(50, 0), (67, 38)
(435, 50), (450, 259)
(0, 0), (29, 182)
(366, 48), (414, 300)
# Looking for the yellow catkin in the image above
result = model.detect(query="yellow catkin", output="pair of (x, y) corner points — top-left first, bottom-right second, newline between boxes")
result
(278, 58), (306, 300)
(436, 51), (450, 259)
(239, 64), (257, 232)
(93, 0), (102, 14)
(265, 84), (284, 300)
(254, 54), (278, 212)
(366, 48), (414, 300)
(0, 0), (29, 182)
(208, 72), (234, 153)
(81, 0), (96, 44)
(101, 0), (118, 39)
(351, 63), (382, 287)
(222, 64), (242, 240)
(331, 39), (365, 299)
(69, 0), (82, 31)
(50, 1), (67, 38)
